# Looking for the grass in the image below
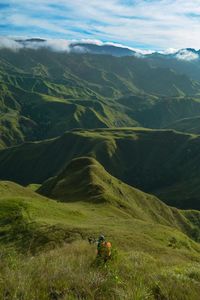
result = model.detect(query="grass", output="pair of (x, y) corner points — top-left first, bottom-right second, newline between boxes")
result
(0, 240), (200, 300)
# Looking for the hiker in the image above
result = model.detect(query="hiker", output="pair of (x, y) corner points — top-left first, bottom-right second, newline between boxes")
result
(96, 235), (112, 262)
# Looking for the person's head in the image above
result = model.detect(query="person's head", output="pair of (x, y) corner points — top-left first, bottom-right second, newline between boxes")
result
(98, 234), (105, 242)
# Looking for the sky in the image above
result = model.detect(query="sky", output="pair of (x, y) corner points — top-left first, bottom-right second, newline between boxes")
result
(1, 0), (200, 50)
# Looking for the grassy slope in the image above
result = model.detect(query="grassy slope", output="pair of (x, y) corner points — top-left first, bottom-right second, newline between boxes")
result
(1, 161), (200, 299)
(0, 128), (200, 209)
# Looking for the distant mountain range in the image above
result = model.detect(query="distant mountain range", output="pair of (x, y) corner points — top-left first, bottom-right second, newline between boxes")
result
(12, 38), (200, 59)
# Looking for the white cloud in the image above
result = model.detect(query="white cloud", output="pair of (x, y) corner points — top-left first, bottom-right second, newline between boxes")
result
(70, 39), (154, 54)
(71, 39), (104, 46)
(44, 39), (70, 51)
(176, 49), (199, 61)
(0, 37), (70, 52)
(158, 48), (178, 55)
(25, 39), (71, 52)
(0, 37), (22, 51)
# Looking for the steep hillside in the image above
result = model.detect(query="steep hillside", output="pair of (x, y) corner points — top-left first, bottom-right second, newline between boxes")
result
(0, 128), (200, 209)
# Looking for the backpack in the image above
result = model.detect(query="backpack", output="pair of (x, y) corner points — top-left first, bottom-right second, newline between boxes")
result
(97, 241), (112, 257)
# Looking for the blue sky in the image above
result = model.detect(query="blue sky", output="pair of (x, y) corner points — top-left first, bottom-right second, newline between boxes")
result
(1, 0), (200, 50)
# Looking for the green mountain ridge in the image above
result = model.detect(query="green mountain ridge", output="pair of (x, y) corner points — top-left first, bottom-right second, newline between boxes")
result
(0, 128), (200, 209)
